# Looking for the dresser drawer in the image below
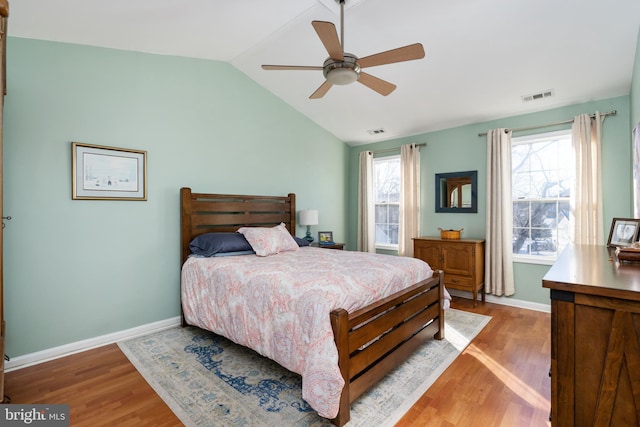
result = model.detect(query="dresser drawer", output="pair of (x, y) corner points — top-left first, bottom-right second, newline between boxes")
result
(445, 275), (473, 290)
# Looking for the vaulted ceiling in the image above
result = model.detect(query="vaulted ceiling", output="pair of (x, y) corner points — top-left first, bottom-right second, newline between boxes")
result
(9, 0), (640, 145)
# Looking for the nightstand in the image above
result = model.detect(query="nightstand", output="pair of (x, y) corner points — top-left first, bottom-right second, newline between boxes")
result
(312, 243), (345, 250)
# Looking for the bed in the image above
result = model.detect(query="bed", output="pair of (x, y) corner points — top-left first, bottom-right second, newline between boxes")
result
(180, 188), (445, 426)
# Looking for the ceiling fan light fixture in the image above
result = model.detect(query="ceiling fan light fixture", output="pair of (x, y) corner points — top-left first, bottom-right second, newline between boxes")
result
(326, 68), (359, 85)
(323, 53), (361, 85)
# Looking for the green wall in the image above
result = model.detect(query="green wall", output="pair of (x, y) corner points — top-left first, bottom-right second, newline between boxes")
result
(3, 38), (348, 357)
(632, 28), (640, 128)
(5, 32), (639, 358)
(348, 96), (632, 305)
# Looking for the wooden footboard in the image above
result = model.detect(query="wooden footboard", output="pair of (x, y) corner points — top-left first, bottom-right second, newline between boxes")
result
(330, 270), (445, 426)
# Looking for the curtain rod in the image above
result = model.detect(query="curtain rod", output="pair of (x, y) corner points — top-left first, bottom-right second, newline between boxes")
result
(477, 110), (617, 137)
(370, 142), (426, 155)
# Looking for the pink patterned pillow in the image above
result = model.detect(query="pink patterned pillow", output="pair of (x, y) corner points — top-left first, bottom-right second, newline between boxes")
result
(237, 223), (299, 256)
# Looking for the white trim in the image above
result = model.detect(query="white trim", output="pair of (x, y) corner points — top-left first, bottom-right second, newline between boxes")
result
(448, 289), (550, 313)
(5, 316), (181, 372)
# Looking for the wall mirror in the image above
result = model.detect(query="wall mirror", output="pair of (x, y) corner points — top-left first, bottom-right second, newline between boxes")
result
(435, 170), (478, 213)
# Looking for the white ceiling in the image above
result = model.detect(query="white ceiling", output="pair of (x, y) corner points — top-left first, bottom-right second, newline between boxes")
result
(8, 0), (640, 145)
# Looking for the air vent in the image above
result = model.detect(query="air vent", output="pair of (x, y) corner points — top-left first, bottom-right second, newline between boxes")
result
(367, 128), (386, 135)
(521, 89), (554, 103)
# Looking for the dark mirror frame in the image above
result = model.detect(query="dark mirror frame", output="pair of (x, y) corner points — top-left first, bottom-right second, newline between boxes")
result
(435, 170), (478, 213)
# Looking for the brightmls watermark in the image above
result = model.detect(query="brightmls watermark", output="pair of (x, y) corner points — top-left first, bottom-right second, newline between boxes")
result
(0, 405), (69, 426)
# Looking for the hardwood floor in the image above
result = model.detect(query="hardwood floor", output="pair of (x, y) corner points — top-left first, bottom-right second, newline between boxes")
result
(396, 297), (551, 427)
(5, 344), (181, 426)
(5, 297), (551, 426)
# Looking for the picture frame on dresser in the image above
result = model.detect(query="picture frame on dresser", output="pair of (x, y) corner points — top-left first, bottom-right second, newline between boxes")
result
(606, 217), (640, 247)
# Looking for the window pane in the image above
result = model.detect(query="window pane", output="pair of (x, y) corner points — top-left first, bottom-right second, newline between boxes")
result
(389, 205), (399, 224)
(530, 201), (556, 228)
(512, 144), (532, 173)
(375, 204), (388, 223)
(376, 224), (389, 243)
(374, 156), (401, 247)
(374, 157), (400, 203)
(512, 172), (532, 199)
(557, 200), (571, 248)
(530, 170), (558, 198)
(513, 227), (531, 254)
(388, 224), (399, 245)
(375, 223), (399, 245)
(513, 201), (530, 227)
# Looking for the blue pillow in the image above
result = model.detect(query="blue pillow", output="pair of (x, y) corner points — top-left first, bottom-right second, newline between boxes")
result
(189, 232), (254, 257)
(294, 236), (310, 247)
(212, 250), (255, 257)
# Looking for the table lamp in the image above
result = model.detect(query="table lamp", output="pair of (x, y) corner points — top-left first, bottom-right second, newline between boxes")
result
(299, 210), (319, 243)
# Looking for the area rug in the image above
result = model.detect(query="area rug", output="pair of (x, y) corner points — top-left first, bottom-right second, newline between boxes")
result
(118, 308), (490, 426)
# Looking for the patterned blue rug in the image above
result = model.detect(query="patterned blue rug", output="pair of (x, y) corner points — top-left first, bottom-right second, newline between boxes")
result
(118, 308), (490, 426)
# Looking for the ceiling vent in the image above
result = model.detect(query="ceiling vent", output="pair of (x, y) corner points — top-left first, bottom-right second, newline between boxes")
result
(367, 128), (386, 135)
(521, 89), (554, 103)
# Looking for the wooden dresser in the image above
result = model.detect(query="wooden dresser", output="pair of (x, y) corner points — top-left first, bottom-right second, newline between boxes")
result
(542, 244), (640, 426)
(413, 237), (485, 306)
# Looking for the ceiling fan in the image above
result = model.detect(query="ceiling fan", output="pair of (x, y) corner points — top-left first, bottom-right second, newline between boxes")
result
(261, 0), (425, 99)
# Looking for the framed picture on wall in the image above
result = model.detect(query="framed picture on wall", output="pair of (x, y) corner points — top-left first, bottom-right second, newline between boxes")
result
(607, 217), (640, 247)
(72, 142), (147, 200)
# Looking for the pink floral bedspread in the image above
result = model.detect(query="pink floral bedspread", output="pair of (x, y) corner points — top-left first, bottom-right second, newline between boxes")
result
(181, 247), (439, 419)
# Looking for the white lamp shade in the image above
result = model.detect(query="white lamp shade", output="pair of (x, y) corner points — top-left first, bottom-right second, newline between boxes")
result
(299, 210), (319, 226)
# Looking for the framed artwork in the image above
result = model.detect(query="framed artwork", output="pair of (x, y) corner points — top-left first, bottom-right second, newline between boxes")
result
(318, 231), (334, 245)
(607, 218), (640, 247)
(72, 142), (147, 200)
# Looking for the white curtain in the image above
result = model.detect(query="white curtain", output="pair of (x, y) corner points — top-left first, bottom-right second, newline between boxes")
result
(571, 112), (603, 245)
(399, 144), (421, 257)
(485, 129), (515, 296)
(357, 151), (375, 252)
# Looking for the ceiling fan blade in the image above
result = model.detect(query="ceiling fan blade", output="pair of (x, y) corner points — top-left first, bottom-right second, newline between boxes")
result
(309, 80), (333, 99)
(358, 43), (425, 68)
(262, 65), (323, 71)
(357, 72), (397, 96)
(312, 21), (343, 61)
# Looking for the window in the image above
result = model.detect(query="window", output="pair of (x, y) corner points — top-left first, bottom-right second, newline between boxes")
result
(374, 155), (400, 248)
(512, 130), (572, 263)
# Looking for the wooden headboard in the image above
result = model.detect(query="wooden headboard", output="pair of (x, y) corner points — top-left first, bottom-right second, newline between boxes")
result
(180, 187), (296, 265)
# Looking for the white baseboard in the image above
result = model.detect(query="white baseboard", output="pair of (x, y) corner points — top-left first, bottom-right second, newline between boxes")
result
(448, 289), (551, 313)
(5, 316), (181, 372)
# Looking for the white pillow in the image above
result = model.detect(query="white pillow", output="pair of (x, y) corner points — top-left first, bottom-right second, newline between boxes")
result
(237, 223), (299, 256)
